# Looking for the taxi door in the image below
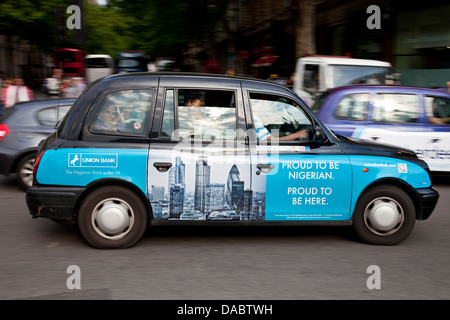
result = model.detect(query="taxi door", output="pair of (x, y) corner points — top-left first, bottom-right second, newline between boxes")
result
(243, 87), (353, 221)
(147, 77), (252, 221)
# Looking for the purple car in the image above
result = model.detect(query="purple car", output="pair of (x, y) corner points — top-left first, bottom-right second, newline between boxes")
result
(311, 85), (450, 174)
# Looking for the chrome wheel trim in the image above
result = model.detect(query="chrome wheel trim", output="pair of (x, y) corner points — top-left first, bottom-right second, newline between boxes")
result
(91, 198), (134, 240)
(364, 197), (404, 236)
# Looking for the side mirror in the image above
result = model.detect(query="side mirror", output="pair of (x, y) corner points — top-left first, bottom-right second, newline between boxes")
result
(313, 126), (327, 144)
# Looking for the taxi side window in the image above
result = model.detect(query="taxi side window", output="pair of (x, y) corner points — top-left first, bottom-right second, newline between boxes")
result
(334, 93), (368, 121)
(90, 90), (152, 135)
(160, 89), (237, 141)
(249, 92), (312, 141)
(161, 89), (175, 137)
(372, 93), (419, 123)
(425, 96), (450, 125)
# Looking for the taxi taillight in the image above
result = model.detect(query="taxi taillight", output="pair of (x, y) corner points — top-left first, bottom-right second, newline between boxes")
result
(0, 124), (10, 141)
(33, 150), (45, 182)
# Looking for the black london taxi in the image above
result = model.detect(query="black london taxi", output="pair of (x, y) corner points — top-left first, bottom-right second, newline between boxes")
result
(26, 73), (439, 249)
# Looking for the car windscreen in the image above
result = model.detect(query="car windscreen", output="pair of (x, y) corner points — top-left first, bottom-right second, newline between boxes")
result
(117, 59), (146, 68)
(86, 58), (110, 68)
(330, 65), (391, 87)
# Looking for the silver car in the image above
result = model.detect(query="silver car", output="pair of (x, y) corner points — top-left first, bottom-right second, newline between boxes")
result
(0, 99), (74, 189)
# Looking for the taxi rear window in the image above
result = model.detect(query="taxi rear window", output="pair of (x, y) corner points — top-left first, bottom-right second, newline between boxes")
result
(89, 90), (152, 136)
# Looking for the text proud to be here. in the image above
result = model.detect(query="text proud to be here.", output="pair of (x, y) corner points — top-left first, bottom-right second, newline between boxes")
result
(282, 160), (340, 206)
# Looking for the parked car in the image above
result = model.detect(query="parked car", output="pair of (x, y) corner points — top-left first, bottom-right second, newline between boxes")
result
(0, 99), (74, 189)
(311, 85), (450, 174)
(26, 73), (438, 249)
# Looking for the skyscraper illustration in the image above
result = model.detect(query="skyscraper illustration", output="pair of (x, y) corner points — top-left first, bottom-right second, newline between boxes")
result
(205, 183), (225, 212)
(226, 164), (241, 209)
(194, 157), (211, 211)
(168, 156), (185, 191)
(169, 185), (184, 218)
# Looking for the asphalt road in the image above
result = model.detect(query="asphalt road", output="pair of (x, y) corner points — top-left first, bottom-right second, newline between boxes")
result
(1, 174), (449, 300)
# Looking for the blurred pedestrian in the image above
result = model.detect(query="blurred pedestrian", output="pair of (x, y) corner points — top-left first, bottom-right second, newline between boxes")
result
(73, 77), (86, 97)
(2, 78), (16, 108)
(14, 78), (34, 103)
(0, 75), (7, 114)
(44, 69), (62, 96)
(3, 78), (34, 107)
(61, 78), (77, 98)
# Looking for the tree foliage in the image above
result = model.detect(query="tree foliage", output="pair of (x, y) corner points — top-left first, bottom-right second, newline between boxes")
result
(0, 0), (228, 59)
(0, 0), (68, 50)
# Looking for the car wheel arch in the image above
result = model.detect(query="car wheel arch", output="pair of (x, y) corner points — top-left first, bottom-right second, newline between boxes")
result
(352, 178), (421, 221)
(72, 178), (153, 222)
(13, 150), (37, 172)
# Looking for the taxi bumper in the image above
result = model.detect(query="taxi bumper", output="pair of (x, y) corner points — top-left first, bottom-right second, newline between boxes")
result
(26, 186), (85, 221)
(416, 187), (439, 220)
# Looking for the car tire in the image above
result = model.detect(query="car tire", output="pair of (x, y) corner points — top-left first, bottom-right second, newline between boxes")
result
(352, 185), (416, 245)
(17, 153), (36, 190)
(78, 186), (148, 249)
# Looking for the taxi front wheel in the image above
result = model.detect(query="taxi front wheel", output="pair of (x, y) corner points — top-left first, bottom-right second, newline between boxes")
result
(352, 185), (415, 245)
(79, 186), (148, 249)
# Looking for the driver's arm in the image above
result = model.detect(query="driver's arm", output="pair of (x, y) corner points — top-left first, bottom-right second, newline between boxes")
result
(268, 129), (309, 141)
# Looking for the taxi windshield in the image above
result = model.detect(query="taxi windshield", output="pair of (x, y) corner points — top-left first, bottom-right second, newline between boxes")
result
(330, 65), (391, 87)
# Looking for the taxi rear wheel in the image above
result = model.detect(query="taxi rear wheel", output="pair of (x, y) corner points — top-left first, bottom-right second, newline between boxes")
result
(352, 185), (415, 245)
(79, 186), (147, 249)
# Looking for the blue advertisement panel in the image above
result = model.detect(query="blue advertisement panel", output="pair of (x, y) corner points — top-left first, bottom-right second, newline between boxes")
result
(347, 155), (432, 213)
(36, 148), (148, 192)
(264, 154), (353, 221)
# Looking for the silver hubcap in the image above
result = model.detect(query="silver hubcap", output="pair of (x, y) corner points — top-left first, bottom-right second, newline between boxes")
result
(92, 198), (134, 240)
(20, 158), (35, 187)
(364, 197), (404, 236)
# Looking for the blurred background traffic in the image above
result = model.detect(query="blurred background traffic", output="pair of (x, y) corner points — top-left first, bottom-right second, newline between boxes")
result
(2, 0), (450, 189)
(0, 0), (449, 100)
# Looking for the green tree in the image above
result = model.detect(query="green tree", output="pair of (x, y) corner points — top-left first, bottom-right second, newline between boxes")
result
(108, 0), (228, 60)
(85, 1), (133, 58)
(0, 0), (69, 51)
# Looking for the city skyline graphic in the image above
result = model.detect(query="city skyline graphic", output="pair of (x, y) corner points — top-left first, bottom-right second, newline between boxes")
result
(148, 152), (266, 221)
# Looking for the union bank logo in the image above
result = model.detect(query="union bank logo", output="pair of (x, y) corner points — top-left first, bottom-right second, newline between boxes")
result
(68, 153), (118, 168)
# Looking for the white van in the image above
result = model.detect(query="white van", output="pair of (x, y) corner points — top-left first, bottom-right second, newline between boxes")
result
(85, 54), (114, 84)
(293, 56), (394, 105)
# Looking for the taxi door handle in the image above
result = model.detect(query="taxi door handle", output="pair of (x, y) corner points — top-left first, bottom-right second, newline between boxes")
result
(430, 138), (440, 143)
(153, 162), (172, 172)
(257, 164), (275, 174)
